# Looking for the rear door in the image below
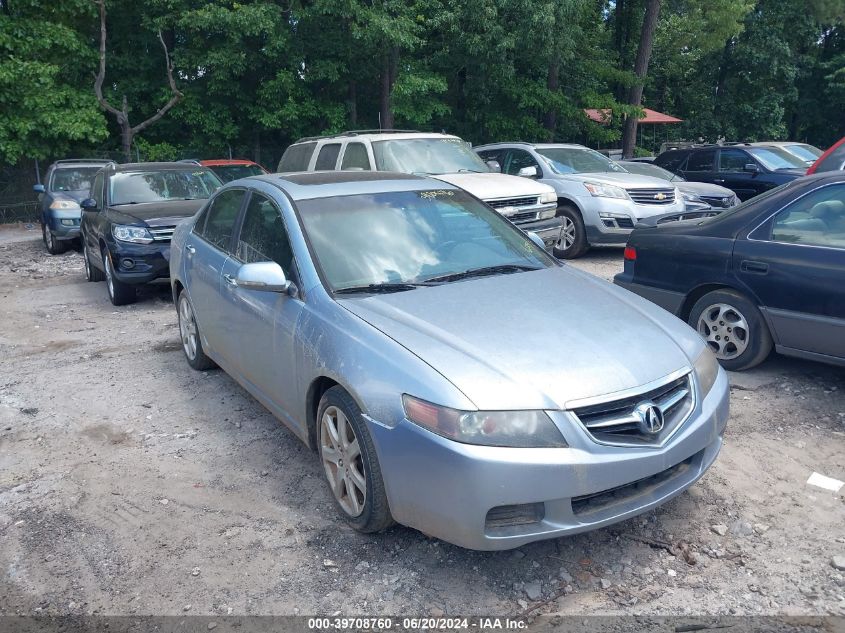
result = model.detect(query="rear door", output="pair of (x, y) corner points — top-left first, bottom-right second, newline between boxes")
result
(313, 143), (342, 171)
(716, 148), (761, 201)
(733, 182), (845, 361)
(679, 149), (717, 185)
(186, 188), (247, 366)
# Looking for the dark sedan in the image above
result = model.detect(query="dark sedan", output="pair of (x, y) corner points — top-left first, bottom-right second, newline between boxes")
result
(614, 174), (845, 371)
(81, 162), (222, 305)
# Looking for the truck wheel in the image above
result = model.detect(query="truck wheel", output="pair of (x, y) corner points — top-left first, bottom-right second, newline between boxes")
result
(553, 205), (589, 259)
(103, 247), (136, 306)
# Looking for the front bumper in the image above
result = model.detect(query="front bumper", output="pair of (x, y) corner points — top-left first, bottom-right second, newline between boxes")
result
(579, 196), (686, 245)
(46, 212), (81, 240)
(105, 238), (173, 285)
(368, 369), (729, 550)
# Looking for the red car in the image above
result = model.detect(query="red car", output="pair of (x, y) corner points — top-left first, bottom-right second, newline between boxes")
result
(198, 159), (268, 183)
(807, 136), (845, 175)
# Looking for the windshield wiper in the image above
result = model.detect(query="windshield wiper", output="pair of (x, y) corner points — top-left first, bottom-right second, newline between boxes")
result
(422, 264), (542, 284)
(455, 169), (483, 173)
(335, 282), (431, 295)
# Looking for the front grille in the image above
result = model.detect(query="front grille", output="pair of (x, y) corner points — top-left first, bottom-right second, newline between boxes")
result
(572, 373), (694, 447)
(487, 196), (539, 209)
(508, 210), (540, 224)
(656, 211), (719, 224)
(571, 452), (699, 517)
(148, 226), (176, 242)
(626, 188), (676, 205)
(700, 195), (735, 208)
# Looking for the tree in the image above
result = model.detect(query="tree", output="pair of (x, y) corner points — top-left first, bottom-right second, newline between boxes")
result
(93, 0), (182, 162)
(622, 0), (660, 158)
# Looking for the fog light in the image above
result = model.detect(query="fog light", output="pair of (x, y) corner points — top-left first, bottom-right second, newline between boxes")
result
(60, 219), (74, 226)
(121, 258), (135, 270)
(485, 503), (545, 529)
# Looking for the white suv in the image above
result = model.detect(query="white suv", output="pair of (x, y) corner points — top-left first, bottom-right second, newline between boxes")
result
(475, 142), (687, 258)
(277, 131), (563, 250)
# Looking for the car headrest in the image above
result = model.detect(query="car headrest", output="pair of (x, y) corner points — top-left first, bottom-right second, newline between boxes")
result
(808, 199), (845, 219)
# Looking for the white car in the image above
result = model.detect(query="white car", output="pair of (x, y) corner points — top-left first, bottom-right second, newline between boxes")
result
(277, 131), (564, 251)
(476, 142), (688, 258)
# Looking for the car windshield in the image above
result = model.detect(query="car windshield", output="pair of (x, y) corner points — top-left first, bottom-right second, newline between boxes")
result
(110, 169), (222, 205)
(209, 164), (266, 182)
(296, 189), (555, 292)
(51, 167), (101, 192)
(621, 162), (684, 182)
(535, 147), (627, 174)
(371, 138), (489, 175)
(782, 144), (822, 163)
(747, 147), (806, 171)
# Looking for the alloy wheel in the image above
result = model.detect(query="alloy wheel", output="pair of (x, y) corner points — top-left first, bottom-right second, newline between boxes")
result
(697, 303), (749, 360)
(83, 242), (91, 279)
(320, 405), (366, 517)
(178, 295), (198, 361)
(556, 216), (576, 251)
(104, 251), (115, 299)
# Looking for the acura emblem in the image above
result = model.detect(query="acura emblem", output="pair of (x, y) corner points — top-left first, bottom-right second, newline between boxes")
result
(654, 192), (667, 201)
(635, 402), (664, 434)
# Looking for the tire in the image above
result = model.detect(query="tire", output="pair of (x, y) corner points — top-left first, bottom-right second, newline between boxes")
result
(317, 386), (393, 534)
(43, 222), (66, 255)
(177, 291), (216, 370)
(688, 289), (772, 371)
(83, 239), (105, 282)
(552, 204), (589, 259)
(102, 247), (136, 306)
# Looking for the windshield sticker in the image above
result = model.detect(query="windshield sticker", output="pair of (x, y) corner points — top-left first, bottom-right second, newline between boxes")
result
(419, 190), (455, 199)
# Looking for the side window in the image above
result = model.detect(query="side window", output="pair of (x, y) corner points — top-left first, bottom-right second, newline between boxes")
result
(503, 149), (540, 176)
(655, 151), (687, 172)
(198, 189), (245, 252)
(686, 150), (715, 172)
(719, 149), (750, 172)
(314, 143), (341, 171)
(340, 143), (371, 170)
(235, 193), (295, 274)
(277, 142), (317, 172)
(769, 184), (845, 249)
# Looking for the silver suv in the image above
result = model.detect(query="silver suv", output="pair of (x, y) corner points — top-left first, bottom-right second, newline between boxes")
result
(277, 131), (563, 248)
(476, 143), (687, 258)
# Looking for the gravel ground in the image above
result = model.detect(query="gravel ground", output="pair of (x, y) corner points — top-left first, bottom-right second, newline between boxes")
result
(1, 226), (844, 619)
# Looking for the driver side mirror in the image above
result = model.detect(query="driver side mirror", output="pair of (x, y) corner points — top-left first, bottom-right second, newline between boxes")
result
(517, 166), (538, 178)
(81, 198), (98, 211)
(744, 163), (759, 173)
(485, 160), (502, 173)
(236, 261), (292, 294)
(527, 232), (546, 250)
(33, 184), (45, 194)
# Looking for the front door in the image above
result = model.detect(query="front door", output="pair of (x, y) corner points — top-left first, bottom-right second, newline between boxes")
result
(716, 148), (762, 201)
(733, 182), (845, 360)
(679, 149), (717, 186)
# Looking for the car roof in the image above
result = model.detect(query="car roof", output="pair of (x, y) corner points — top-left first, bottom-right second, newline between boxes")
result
(109, 162), (215, 173)
(475, 142), (588, 150)
(200, 159), (261, 167)
(291, 131), (461, 145)
(247, 171), (460, 201)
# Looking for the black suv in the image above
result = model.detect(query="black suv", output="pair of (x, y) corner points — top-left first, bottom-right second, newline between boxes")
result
(654, 144), (807, 201)
(80, 162), (222, 305)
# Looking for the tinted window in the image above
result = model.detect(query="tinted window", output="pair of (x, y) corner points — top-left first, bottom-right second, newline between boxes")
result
(503, 149), (541, 176)
(198, 189), (245, 252)
(686, 150), (715, 172)
(314, 143), (341, 170)
(769, 184), (845, 249)
(110, 169), (221, 205)
(719, 149), (750, 171)
(277, 142), (317, 172)
(340, 143), (371, 170)
(235, 193), (295, 272)
(654, 151), (688, 172)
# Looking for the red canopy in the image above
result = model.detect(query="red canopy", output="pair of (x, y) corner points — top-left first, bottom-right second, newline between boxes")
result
(584, 108), (682, 124)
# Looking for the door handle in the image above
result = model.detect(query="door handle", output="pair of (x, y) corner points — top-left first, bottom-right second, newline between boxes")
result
(741, 260), (769, 274)
(714, 178), (725, 184)
(185, 244), (196, 255)
(223, 273), (238, 287)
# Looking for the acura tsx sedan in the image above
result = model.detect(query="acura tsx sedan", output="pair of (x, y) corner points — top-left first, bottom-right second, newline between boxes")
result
(169, 171), (729, 550)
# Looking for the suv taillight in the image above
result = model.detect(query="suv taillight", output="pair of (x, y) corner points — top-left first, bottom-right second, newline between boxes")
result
(624, 247), (637, 261)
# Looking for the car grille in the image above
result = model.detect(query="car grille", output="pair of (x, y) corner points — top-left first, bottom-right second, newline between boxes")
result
(700, 195), (735, 208)
(656, 211), (720, 224)
(508, 210), (540, 224)
(487, 196), (539, 209)
(626, 188), (676, 205)
(148, 226), (176, 242)
(572, 373), (694, 447)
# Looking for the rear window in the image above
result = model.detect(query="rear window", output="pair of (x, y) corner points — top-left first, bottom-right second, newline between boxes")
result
(277, 142), (317, 173)
(654, 151), (688, 172)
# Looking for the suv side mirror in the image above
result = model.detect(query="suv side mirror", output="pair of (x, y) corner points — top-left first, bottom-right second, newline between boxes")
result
(744, 163), (759, 173)
(33, 184), (45, 194)
(527, 232), (546, 250)
(81, 198), (98, 211)
(485, 160), (502, 173)
(236, 261), (292, 294)
(517, 166), (538, 178)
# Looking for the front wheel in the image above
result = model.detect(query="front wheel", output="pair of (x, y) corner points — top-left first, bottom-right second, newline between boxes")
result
(83, 239), (105, 282)
(688, 289), (772, 371)
(103, 247), (136, 306)
(552, 205), (589, 259)
(43, 223), (66, 255)
(317, 386), (393, 534)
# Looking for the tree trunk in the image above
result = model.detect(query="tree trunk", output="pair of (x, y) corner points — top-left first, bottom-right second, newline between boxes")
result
(622, 0), (661, 159)
(543, 56), (560, 140)
(379, 46), (399, 129)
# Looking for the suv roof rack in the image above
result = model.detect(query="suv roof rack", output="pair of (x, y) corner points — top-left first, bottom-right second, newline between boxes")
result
(53, 158), (115, 165)
(294, 129), (422, 143)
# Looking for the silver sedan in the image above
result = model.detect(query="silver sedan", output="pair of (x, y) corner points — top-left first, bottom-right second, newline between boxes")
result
(169, 171), (729, 550)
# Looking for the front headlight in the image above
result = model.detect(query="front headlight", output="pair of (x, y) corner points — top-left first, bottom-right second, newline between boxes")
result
(402, 395), (568, 448)
(583, 181), (629, 200)
(693, 347), (720, 397)
(539, 190), (557, 204)
(49, 200), (81, 210)
(112, 224), (153, 244)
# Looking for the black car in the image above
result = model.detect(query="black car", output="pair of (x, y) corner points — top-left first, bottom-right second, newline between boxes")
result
(80, 162), (222, 306)
(614, 173), (845, 371)
(654, 144), (807, 201)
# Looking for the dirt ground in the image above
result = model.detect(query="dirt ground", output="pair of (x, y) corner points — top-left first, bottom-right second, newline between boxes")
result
(1, 224), (844, 618)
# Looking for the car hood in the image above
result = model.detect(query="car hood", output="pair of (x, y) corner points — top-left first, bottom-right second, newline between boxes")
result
(548, 171), (673, 189)
(776, 168), (808, 177)
(431, 172), (555, 201)
(676, 181), (735, 197)
(105, 199), (206, 226)
(339, 267), (697, 411)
